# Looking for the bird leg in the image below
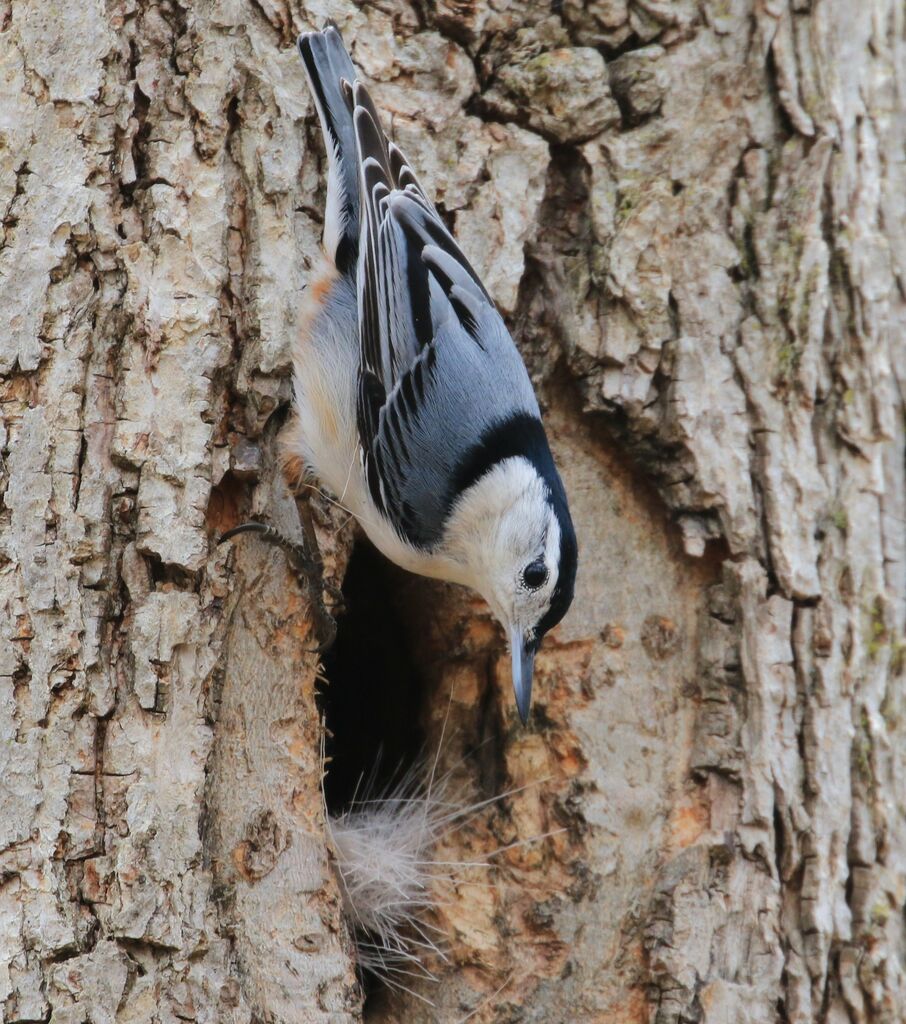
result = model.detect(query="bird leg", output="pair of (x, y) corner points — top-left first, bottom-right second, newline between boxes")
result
(219, 520), (344, 653)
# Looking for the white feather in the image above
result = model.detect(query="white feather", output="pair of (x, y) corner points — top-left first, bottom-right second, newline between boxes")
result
(322, 132), (349, 264)
(324, 743), (560, 996)
(327, 764), (457, 989)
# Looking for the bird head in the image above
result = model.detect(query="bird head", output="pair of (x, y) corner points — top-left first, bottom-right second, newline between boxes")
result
(444, 455), (577, 724)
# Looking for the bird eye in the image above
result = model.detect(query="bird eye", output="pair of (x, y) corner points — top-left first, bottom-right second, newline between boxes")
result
(521, 559), (549, 590)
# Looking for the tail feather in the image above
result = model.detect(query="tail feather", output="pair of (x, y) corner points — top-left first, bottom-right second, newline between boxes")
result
(298, 25), (360, 273)
(349, 80), (430, 205)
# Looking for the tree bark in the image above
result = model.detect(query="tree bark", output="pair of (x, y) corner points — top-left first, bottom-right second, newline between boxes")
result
(1, 1), (903, 1022)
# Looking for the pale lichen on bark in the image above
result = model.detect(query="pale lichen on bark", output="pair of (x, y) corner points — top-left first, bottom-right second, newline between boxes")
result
(0, 0), (903, 1022)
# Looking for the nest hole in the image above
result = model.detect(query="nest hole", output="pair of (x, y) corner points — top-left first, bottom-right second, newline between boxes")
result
(319, 541), (436, 1012)
(319, 540), (504, 1015)
(319, 540), (429, 815)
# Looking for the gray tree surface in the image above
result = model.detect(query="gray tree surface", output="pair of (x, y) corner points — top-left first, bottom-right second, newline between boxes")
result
(1, 1), (903, 1021)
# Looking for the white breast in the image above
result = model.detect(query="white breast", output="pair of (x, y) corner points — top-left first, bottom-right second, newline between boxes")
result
(289, 262), (465, 584)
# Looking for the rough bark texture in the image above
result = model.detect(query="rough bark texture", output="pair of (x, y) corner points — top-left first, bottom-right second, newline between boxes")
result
(0, 1), (903, 1022)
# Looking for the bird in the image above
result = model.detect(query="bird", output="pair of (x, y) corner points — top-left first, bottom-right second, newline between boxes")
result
(288, 24), (577, 724)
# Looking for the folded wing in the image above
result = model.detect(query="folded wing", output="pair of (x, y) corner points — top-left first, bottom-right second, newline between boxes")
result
(350, 81), (538, 548)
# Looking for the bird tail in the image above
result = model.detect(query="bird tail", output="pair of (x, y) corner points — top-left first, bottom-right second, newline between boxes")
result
(297, 25), (360, 274)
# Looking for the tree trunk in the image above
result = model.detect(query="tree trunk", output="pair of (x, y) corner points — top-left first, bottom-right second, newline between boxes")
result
(1, 0), (903, 1022)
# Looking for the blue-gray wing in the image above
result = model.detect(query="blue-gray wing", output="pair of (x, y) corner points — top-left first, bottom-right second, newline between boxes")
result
(350, 82), (538, 548)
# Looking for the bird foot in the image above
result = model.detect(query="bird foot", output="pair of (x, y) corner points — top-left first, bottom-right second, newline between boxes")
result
(219, 521), (343, 653)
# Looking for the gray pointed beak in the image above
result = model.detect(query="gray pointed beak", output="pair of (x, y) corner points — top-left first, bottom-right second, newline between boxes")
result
(509, 628), (535, 725)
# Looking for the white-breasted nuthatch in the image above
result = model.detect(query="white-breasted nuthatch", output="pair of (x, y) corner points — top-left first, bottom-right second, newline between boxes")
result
(290, 25), (577, 723)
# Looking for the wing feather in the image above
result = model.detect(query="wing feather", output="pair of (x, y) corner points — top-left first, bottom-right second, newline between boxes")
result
(350, 80), (536, 546)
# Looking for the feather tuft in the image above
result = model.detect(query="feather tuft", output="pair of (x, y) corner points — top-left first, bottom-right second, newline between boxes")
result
(325, 760), (561, 1000)
(321, 684), (562, 999)
(326, 761), (463, 991)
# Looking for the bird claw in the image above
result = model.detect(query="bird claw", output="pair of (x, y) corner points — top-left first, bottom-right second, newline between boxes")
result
(219, 520), (340, 653)
(321, 579), (346, 611)
(220, 521), (320, 576)
(303, 617), (337, 655)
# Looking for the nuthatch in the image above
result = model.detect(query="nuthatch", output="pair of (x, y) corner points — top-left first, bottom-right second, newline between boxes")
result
(290, 25), (577, 722)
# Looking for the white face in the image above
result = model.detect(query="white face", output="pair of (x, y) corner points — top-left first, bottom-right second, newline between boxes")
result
(442, 458), (563, 720)
(482, 486), (561, 639)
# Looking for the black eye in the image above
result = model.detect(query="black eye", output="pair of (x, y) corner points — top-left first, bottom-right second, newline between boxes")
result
(521, 559), (549, 590)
